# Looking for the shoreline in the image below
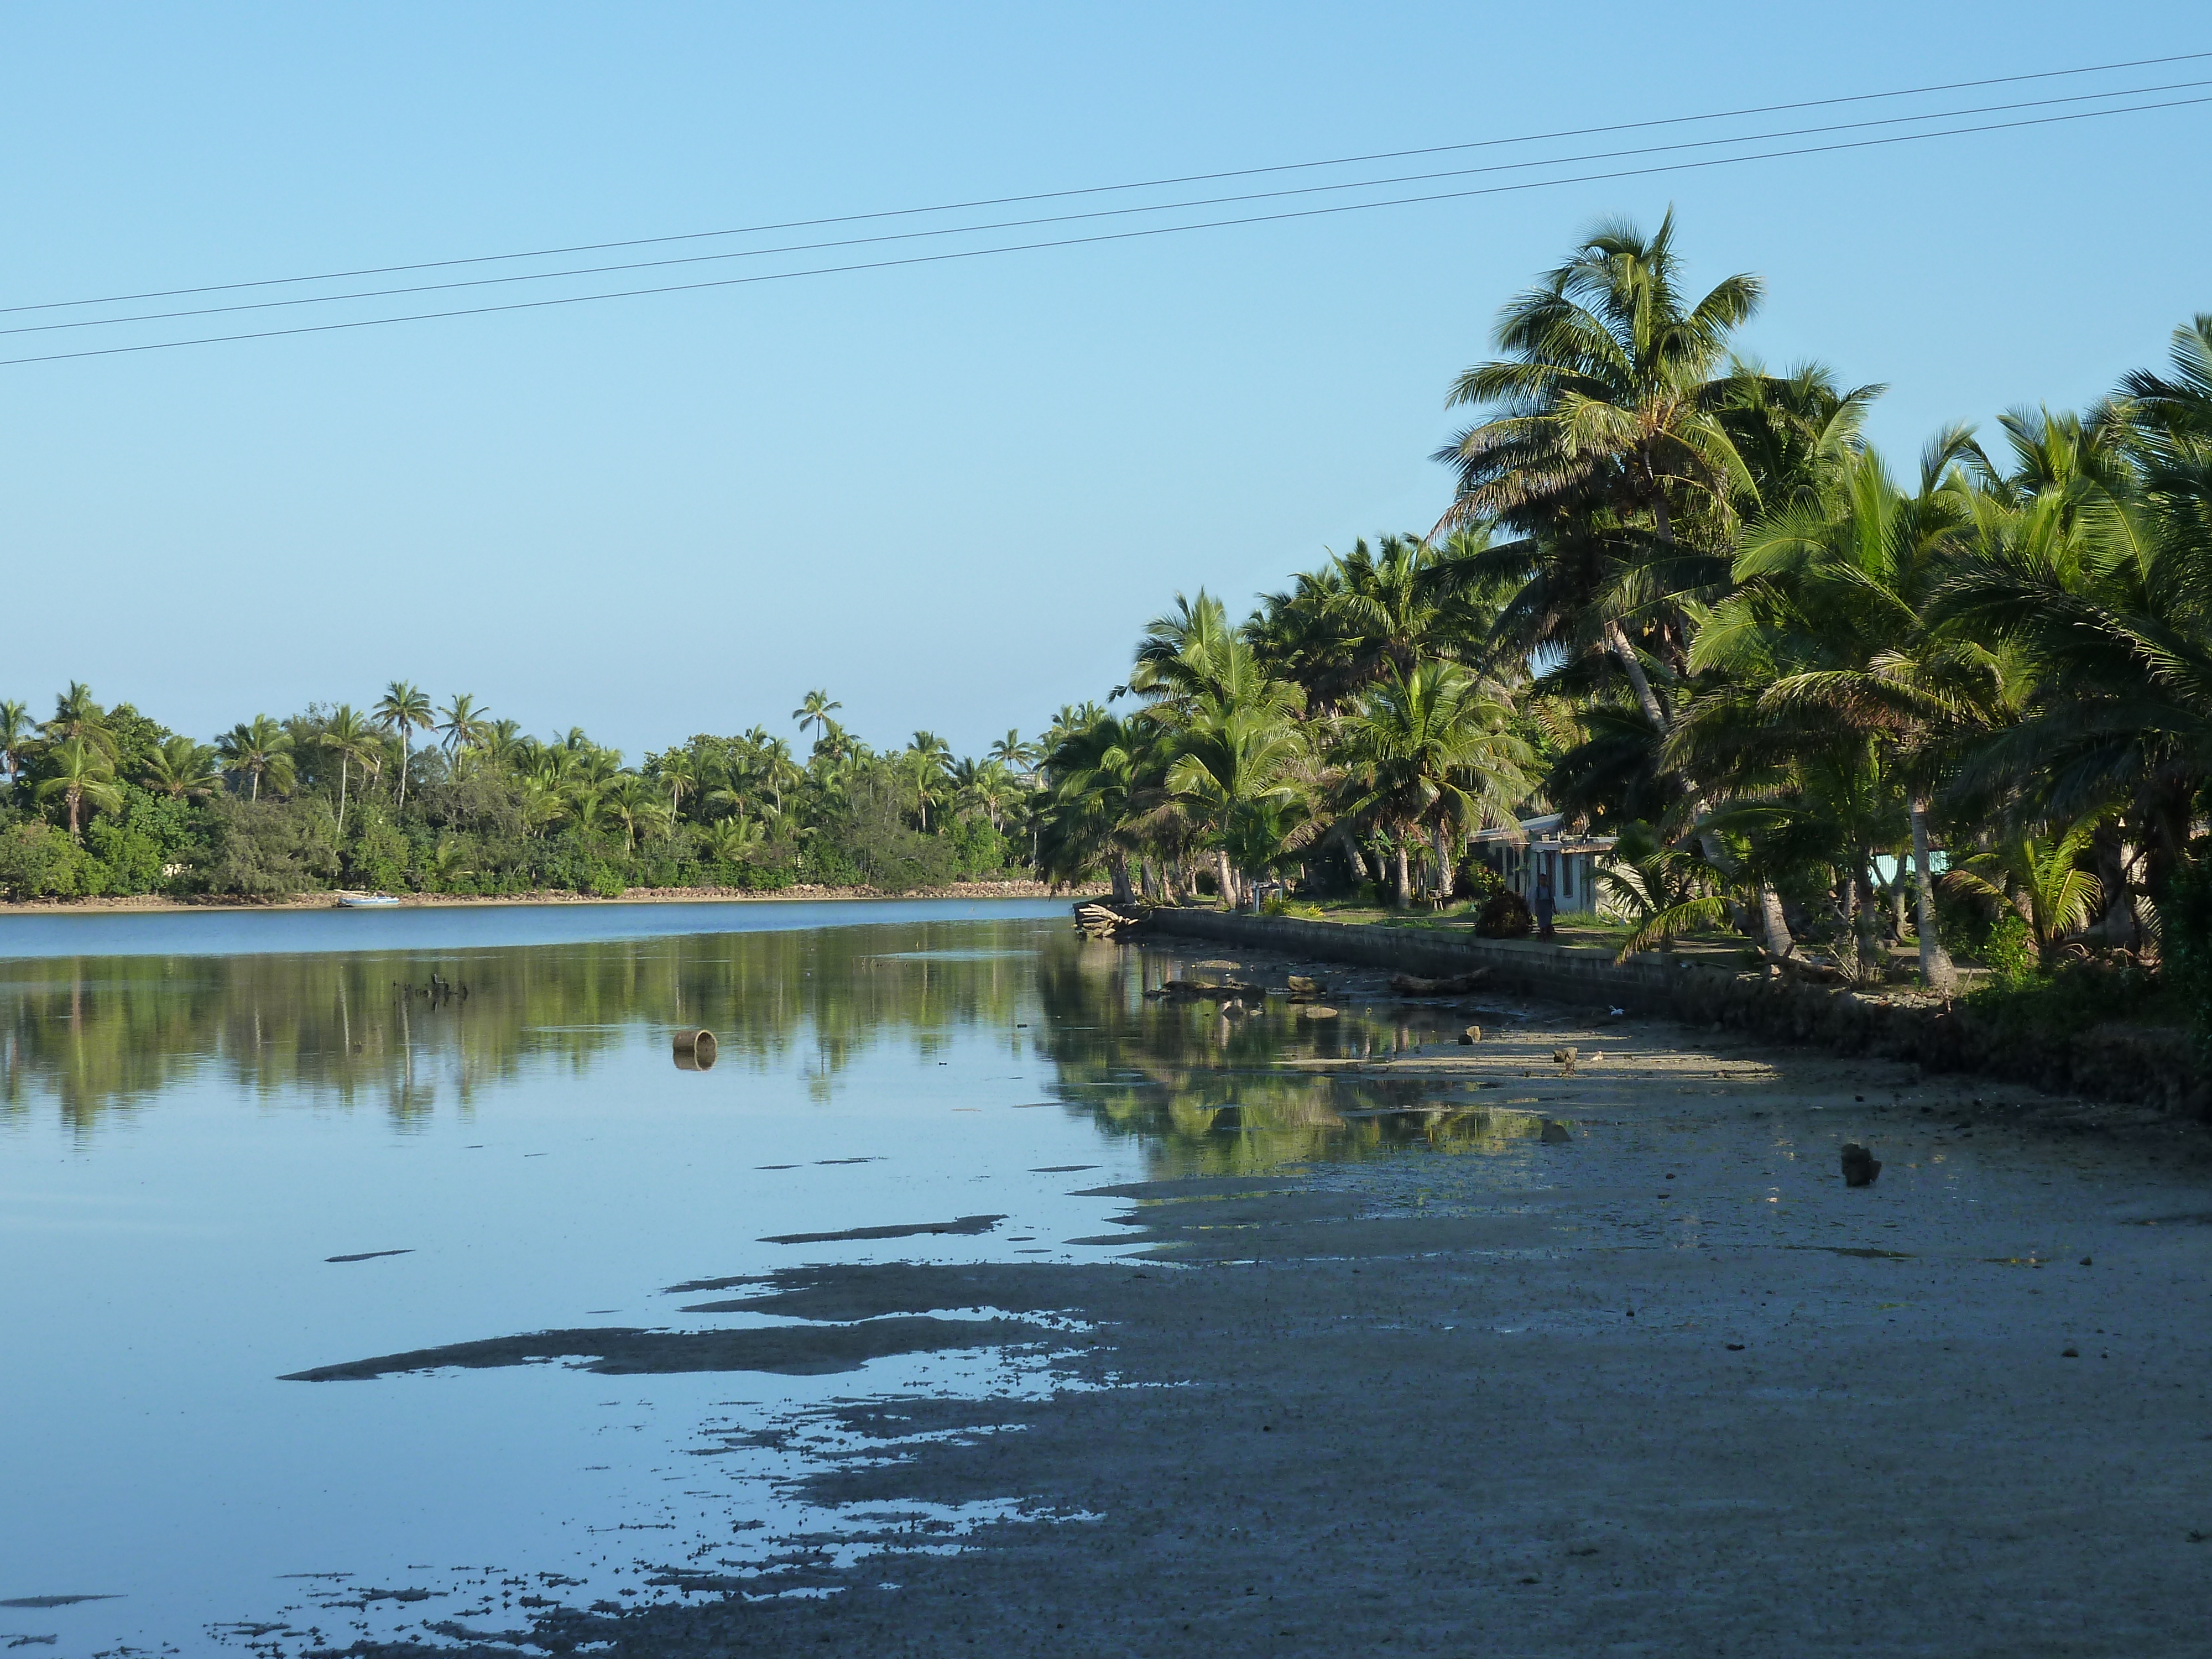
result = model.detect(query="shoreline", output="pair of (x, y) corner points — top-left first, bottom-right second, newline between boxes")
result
(0, 879), (1099, 919)
(324, 992), (2212, 1658)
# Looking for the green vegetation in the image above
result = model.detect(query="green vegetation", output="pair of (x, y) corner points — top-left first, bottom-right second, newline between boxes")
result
(0, 680), (1038, 901)
(1034, 210), (2211, 1031)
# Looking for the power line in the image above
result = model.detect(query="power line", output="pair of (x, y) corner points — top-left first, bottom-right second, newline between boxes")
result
(12, 75), (2205, 341)
(7, 46), (2209, 318)
(6, 92), (2204, 369)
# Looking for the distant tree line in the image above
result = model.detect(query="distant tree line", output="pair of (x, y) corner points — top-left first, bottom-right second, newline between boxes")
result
(0, 682), (1048, 900)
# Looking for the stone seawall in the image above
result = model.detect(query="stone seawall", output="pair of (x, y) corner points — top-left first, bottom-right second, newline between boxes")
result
(1136, 907), (2205, 1120)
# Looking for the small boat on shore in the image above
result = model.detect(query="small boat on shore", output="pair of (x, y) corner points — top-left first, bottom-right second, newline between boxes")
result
(335, 893), (400, 909)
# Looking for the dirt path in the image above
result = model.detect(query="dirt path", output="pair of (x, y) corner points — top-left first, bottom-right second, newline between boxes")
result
(332, 1004), (2212, 1658)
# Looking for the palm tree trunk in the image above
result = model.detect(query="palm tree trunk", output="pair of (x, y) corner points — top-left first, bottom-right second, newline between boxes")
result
(337, 756), (349, 838)
(397, 739), (409, 810)
(1214, 848), (1237, 910)
(1391, 842), (1411, 909)
(1759, 885), (1793, 958)
(67, 789), (81, 837)
(1108, 850), (1132, 905)
(1604, 618), (1667, 729)
(1433, 823), (1455, 902)
(1910, 797), (1955, 993)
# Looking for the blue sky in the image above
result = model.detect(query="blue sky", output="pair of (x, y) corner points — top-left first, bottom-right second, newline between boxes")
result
(4, 3), (2207, 761)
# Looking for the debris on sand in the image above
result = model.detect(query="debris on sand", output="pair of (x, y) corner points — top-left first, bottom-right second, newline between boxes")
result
(1540, 1120), (1572, 1144)
(1841, 1143), (1882, 1187)
(1552, 1046), (1579, 1076)
(1459, 1025), (1483, 1045)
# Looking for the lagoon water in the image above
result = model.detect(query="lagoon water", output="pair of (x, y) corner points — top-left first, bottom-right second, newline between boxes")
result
(0, 899), (1484, 1656)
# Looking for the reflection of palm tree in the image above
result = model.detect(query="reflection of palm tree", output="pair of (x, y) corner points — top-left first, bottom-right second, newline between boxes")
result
(36, 738), (124, 836)
(142, 735), (221, 801)
(374, 682), (434, 808)
(217, 716), (297, 802)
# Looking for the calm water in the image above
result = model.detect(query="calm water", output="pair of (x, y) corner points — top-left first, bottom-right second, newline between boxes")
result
(0, 899), (1527, 1655)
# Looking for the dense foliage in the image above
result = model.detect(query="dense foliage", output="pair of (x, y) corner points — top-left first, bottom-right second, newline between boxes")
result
(1031, 209), (2209, 1021)
(0, 685), (1036, 900)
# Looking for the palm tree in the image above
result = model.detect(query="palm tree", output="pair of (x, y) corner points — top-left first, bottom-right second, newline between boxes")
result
(600, 774), (665, 853)
(517, 774), (570, 838)
(374, 682), (434, 809)
(1340, 661), (1534, 906)
(36, 739), (123, 837)
(437, 693), (488, 759)
(43, 682), (116, 758)
(1943, 818), (2106, 967)
(703, 815), (765, 864)
(988, 729), (1037, 774)
(216, 716), (297, 802)
(142, 735), (220, 801)
(792, 689), (842, 747)
(1038, 713), (1152, 900)
(902, 732), (952, 832)
(0, 699), (33, 791)
(1684, 436), (1996, 989)
(321, 705), (378, 836)
(658, 750), (701, 822)
(1434, 210), (1764, 728)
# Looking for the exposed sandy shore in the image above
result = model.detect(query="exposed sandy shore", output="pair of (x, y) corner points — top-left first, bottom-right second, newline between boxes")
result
(0, 879), (1092, 916)
(305, 953), (2212, 1658)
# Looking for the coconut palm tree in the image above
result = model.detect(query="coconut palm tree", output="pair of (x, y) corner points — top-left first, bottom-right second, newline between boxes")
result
(1434, 210), (1764, 728)
(1339, 661), (1535, 906)
(703, 815), (765, 864)
(792, 689), (842, 746)
(657, 750), (701, 823)
(321, 705), (379, 836)
(216, 716), (297, 802)
(0, 700), (34, 794)
(142, 735), (220, 801)
(36, 739), (124, 836)
(43, 682), (116, 758)
(988, 729), (1037, 774)
(374, 682), (434, 808)
(600, 774), (666, 853)
(1037, 713), (1151, 901)
(1943, 817), (2106, 967)
(437, 693), (488, 759)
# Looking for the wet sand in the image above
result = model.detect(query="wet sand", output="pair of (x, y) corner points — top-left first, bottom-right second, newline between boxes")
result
(301, 976), (2212, 1658)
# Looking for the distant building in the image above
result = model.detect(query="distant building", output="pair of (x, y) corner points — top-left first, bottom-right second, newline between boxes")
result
(1469, 814), (1617, 914)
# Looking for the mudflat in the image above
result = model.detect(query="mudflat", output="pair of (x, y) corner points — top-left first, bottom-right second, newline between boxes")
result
(312, 1005), (2212, 1658)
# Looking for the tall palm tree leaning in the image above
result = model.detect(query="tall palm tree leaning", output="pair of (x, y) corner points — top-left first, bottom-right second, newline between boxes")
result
(36, 739), (124, 837)
(1433, 208), (1761, 732)
(216, 716), (296, 802)
(374, 682), (434, 809)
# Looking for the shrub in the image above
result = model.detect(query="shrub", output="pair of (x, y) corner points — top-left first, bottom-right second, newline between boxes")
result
(0, 820), (97, 899)
(200, 797), (339, 898)
(2157, 851), (2212, 1057)
(1475, 888), (1533, 938)
(1983, 912), (2037, 988)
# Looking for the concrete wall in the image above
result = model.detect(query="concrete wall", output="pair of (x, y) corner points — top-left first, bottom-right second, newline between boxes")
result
(1136, 907), (2204, 1119)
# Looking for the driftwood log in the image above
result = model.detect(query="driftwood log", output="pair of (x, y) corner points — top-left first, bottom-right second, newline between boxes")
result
(1388, 969), (1491, 996)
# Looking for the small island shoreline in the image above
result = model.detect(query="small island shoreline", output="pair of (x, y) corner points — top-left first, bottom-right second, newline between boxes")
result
(0, 879), (1102, 918)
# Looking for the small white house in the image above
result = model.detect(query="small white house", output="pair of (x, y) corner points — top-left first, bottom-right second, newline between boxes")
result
(1469, 814), (1616, 914)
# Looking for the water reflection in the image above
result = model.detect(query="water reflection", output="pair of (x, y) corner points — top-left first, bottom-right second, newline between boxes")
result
(3, 922), (1545, 1172)
(0, 919), (1046, 1134)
